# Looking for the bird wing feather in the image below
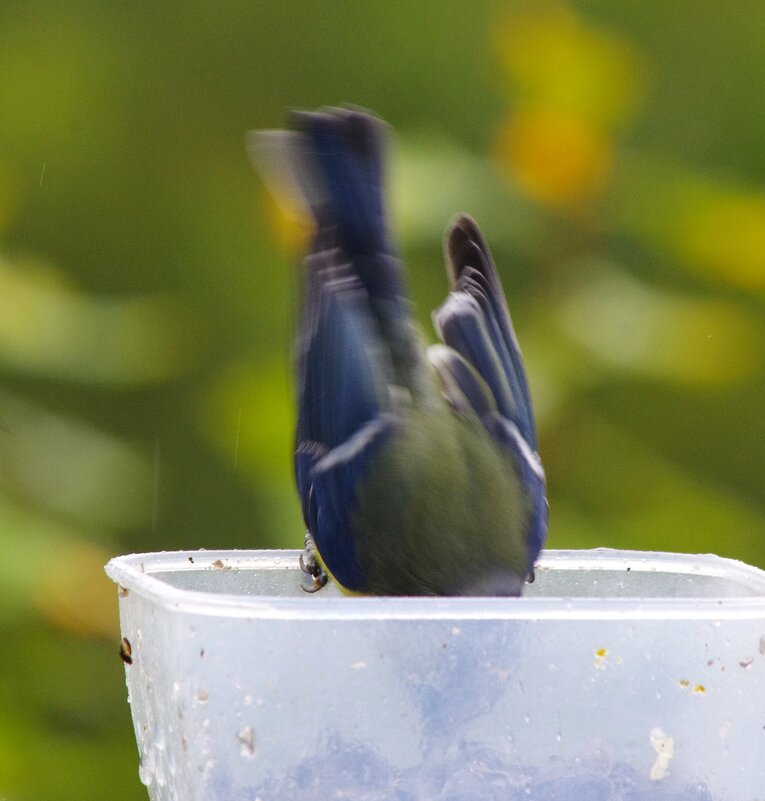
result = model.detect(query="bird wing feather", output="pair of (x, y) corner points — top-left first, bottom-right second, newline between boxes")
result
(437, 214), (538, 449)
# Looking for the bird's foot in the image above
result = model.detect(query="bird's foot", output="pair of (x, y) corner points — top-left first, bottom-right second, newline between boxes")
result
(299, 531), (328, 593)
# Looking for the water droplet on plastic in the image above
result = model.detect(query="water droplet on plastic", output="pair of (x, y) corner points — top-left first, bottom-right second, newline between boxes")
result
(138, 746), (156, 786)
(138, 762), (152, 786)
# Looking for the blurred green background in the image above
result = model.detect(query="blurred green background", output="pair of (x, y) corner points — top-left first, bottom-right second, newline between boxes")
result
(1, 0), (764, 798)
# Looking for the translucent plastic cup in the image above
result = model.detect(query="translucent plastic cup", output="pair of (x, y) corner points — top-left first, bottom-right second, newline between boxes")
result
(105, 549), (765, 800)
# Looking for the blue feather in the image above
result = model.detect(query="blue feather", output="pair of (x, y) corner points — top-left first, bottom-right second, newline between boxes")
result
(442, 216), (538, 449)
(298, 109), (387, 257)
(427, 344), (495, 419)
(483, 414), (548, 575)
(310, 416), (396, 591)
(297, 271), (384, 450)
(435, 292), (516, 421)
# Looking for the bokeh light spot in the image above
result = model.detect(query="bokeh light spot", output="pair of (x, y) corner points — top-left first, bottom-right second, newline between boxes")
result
(493, 4), (644, 129)
(494, 108), (613, 207)
(558, 266), (761, 384)
(31, 538), (118, 639)
(675, 190), (765, 290)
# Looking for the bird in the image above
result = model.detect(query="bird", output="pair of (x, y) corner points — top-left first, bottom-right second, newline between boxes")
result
(250, 107), (547, 596)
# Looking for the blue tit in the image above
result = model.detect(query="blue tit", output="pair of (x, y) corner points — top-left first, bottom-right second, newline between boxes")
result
(251, 107), (547, 596)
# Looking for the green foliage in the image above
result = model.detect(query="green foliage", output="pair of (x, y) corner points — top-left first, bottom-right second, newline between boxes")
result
(0, 1), (764, 797)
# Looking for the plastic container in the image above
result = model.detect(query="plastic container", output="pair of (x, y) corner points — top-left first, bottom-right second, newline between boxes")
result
(105, 549), (765, 800)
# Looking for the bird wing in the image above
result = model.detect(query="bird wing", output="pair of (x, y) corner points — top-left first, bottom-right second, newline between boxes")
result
(251, 109), (409, 591)
(432, 215), (546, 572)
(434, 214), (538, 450)
(292, 244), (398, 591)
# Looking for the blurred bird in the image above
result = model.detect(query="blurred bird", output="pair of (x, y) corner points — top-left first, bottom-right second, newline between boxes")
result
(250, 108), (547, 596)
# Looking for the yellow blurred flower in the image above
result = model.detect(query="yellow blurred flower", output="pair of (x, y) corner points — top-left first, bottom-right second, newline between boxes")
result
(493, 3), (643, 130)
(675, 190), (765, 290)
(494, 107), (613, 207)
(613, 157), (765, 292)
(492, 3), (644, 210)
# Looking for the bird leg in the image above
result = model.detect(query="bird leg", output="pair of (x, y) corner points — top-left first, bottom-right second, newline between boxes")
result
(299, 530), (328, 592)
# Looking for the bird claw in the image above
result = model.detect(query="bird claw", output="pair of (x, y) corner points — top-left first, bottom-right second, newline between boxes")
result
(300, 572), (328, 593)
(299, 531), (328, 593)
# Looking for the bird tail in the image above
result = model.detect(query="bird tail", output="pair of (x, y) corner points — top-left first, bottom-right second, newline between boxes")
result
(249, 108), (408, 315)
(249, 107), (390, 256)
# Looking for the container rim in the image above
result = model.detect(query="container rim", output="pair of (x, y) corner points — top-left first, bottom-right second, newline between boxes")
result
(105, 548), (765, 622)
